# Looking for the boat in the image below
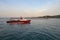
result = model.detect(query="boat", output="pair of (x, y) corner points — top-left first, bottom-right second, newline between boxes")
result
(6, 17), (31, 24)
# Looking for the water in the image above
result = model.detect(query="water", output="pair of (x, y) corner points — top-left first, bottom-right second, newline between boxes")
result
(0, 18), (60, 40)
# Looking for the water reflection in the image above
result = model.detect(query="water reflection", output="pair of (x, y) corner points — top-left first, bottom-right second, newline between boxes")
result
(0, 18), (60, 40)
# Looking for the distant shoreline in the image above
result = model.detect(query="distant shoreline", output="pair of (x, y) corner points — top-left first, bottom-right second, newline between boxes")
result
(0, 15), (60, 19)
(25, 15), (60, 19)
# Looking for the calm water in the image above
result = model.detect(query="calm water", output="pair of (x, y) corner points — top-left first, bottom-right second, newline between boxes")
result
(0, 18), (60, 40)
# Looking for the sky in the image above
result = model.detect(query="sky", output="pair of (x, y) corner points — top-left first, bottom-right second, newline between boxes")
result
(0, 0), (60, 17)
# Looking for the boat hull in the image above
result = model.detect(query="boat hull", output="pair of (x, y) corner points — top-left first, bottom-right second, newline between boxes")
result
(7, 20), (31, 24)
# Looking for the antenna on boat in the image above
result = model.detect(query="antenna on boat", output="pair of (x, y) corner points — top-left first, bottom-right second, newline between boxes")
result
(20, 16), (23, 19)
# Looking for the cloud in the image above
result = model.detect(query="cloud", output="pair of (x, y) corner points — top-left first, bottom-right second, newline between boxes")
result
(0, 0), (60, 17)
(0, 5), (60, 17)
(39, 5), (60, 16)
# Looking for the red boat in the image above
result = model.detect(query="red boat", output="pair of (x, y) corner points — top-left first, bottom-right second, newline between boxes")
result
(6, 17), (31, 24)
